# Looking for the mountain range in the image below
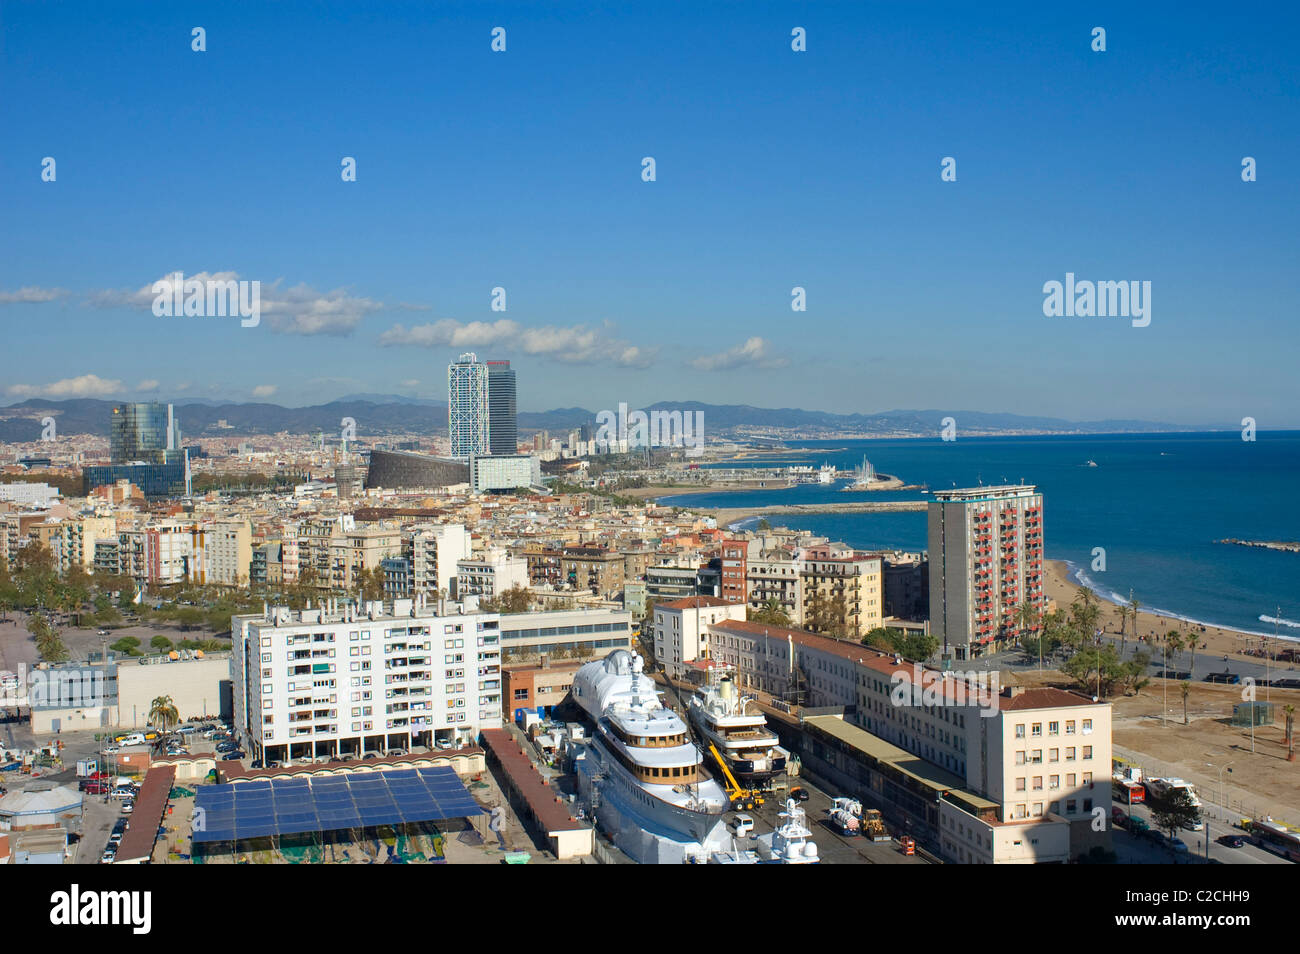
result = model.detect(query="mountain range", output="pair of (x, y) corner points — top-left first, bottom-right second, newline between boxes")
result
(0, 397), (1215, 445)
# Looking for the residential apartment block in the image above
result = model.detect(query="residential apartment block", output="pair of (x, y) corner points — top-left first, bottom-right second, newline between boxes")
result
(928, 485), (1045, 660)
(231, 599), (503, 762)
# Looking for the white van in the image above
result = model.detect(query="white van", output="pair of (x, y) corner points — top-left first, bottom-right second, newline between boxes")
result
(119, 733), (146, 747)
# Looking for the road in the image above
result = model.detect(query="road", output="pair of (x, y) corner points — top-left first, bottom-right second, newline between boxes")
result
(1110, 799), (1289, 865)
(736, 775), (931, 864)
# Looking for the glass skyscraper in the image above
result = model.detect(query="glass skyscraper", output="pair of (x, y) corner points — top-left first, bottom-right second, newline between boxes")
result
(448, 353), (489, 458)
(486, 360), (517, 455)
(110, 402), (181, 464)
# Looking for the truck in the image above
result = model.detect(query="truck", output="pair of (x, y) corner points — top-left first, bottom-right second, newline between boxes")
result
(828, 808), (861, 836)
(1146, 777), (1201, 808)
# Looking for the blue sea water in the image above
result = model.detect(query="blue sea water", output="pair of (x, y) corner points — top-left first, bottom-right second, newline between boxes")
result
(659, 432), (1300, 638)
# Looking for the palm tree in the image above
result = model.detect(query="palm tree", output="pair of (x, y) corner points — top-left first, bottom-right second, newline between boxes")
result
(1285, 704), (1296, 763)
(1121, 595), (1140, 657)
(149, 695), (179, 735)
(1181, 681), (1191, 725)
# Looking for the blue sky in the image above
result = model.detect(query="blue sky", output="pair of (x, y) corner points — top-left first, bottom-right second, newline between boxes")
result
(2, 1), (1297, 425)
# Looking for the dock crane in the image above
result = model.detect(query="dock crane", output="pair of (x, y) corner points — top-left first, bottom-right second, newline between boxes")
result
(707, 741), (766, 812)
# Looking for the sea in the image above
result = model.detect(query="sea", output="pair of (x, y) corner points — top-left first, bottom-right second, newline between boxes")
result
(659, 431), (1300, 639)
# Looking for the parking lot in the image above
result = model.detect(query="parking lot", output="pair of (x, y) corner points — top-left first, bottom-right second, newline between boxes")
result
(731, 775), (932, 864)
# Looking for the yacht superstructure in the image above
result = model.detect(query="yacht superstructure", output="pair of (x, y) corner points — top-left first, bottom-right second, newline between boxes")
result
(688, 666), (786, 788)
(571, 650), (729, 862)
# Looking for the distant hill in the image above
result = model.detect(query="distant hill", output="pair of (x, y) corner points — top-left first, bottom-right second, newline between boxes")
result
(0, 397), (1203, 443)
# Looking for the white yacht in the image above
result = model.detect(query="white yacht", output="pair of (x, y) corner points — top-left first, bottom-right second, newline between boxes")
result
(755, 798), (821, 864)
(688, 666), (786, 788)
(572, 651), (729, 862)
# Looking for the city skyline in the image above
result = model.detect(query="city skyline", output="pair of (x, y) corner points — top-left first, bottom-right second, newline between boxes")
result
(2, 4), (1298, 425)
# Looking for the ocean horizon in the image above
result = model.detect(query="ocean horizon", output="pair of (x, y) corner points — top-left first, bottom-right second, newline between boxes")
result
(661, 431), (1300, 640)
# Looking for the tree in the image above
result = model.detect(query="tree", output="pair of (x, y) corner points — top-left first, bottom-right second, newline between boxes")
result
(1147, 786), (1200, 842)
(1015, 600), (1040, 643)
(748, 598), (792, 627)
(1181, 680), (1191, 725)
(1124, 595), (1140, 657)
(1061, 644), (1149, 698)
(111, 635), (143, 656)
(151, 635), (174, 652)
(1285, 704), (1295, 763)
(481, 585), (531, 615)
(149, 695), (179, 734)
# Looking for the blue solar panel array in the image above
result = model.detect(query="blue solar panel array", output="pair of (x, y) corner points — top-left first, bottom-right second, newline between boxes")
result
(192, 767), (483, 843)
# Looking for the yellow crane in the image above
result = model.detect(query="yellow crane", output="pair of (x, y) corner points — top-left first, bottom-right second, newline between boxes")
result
(707, 741), (765, 812)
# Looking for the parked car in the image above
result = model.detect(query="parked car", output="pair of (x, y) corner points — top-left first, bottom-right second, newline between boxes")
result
(730, 814), (754, 836)
(1170, 838), (1190, 854)
(362, 751), (383, 760)
(220, 751), (245, 761)
(121, 801), (134, 815)
(101, 745), (120, 755)
(385, 749), (407, 758)
(108, 832), (123, 846)
(789, 787), (810, 802)
(250, 759), (264, 769)
(1111, 807), (1127, 827)
(1219, 834), (1245, 848)
(100, 849), (116, 864)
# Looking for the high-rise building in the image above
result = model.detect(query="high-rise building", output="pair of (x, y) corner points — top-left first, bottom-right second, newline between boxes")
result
(928, 485), (1045, 660)
(110, 402), (181, 464)
(486, 360), (517, 455)
(448, 353), (489, 458)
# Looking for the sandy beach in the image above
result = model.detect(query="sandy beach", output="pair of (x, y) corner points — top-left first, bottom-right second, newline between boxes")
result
(1044, 559), (1289, 663)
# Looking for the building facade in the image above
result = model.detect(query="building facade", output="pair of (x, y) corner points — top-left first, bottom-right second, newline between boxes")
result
(928, 485), (1045, 660)
(448, 352), (490, 458)
(486, 359), (517, 455)
(230, 600), (504, 761)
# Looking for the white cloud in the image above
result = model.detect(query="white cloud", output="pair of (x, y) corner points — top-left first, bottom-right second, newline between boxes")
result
(251, 384), (278, 399)
(690, 337), (789, 372)
(136, 379), (160, 392)
(88, 271), (383, 336)
(380, 319), (655, 368)
(0, 286), (69, 304)
(400, 379), (420, 388)
(6, 374), (124, 398)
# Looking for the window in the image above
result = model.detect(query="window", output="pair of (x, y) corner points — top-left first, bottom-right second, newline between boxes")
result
(1030, 749), (1042, 763)
(1031, 723), (1042, 737)
(1048, 721), (1059, 736)
(1032, 803), (1043, 817)
(1067, 773), (1076, 786)
(1015, 778), (1026, 791)
(513, 688), (529, 700)
(1083, 772), (1093, 786)
(1066, 799), (1077, 814)
(261, 653), (272, 663)
(1014, 723), (1025, 739)
(1082, 746), (1092, 760)
(1049, 748), (1059, 762)
(1065, 747), (1075, 760)
(1049, 775), (1060, 789)
(1065, 720), (1076, 734)
(1032, 776), (1043, 790)
(1082, 719), (1093, 734)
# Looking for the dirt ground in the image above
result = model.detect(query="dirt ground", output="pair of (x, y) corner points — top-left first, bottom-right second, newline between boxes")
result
(1007, 667), (1300, 822)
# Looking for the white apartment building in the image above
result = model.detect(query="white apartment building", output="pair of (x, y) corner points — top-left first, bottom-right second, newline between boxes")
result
(651, 596), (748, 679)
(409, 524), (470, 598)
(706, 619), (1111, 862)
(456, 549), (528, 601)
(231, 599), (504, 762)
(745, 551), (804, 624)
(0, 482), (61, 508)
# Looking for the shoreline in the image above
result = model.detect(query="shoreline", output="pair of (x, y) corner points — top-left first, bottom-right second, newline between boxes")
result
(1044, 560), (1296, 662)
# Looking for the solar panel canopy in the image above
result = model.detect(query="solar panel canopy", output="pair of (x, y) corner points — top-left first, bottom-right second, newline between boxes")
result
(192, 767), (481, 843)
